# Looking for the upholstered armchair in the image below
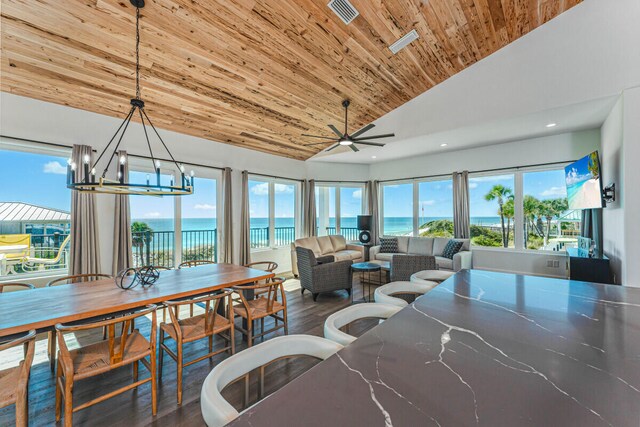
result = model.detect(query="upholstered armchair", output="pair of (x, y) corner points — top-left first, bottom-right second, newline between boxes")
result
(295, 247), (352, 301)
(390, 254), (436, 282)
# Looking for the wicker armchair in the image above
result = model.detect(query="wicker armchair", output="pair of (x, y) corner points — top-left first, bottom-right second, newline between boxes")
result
(390, 255), (436, 282)
(296, 247), (352, 301)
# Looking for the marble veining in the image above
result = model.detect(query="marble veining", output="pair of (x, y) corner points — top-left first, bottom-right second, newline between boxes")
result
(230, 270), (640, 426)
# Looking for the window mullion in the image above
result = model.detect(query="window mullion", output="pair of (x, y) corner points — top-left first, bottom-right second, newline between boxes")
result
(514, 172), (524, 250)
(413, 182), (419, 236)
(335, 185), (341, 234)
(269, 181), (275, 247)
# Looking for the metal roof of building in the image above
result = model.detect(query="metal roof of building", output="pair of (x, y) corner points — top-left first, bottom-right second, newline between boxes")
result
(0, 202), (70, 222)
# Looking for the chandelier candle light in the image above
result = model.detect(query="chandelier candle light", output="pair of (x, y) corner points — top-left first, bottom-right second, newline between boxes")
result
(66, 0), (194, 196)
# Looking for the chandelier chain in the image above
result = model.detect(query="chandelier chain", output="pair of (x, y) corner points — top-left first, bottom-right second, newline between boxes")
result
(135, 6), (141, 100)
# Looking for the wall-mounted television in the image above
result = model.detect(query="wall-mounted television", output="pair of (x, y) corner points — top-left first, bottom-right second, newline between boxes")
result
(565, 151), (605, 210)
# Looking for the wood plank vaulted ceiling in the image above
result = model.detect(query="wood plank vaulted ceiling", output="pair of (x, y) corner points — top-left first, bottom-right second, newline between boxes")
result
(1, 0), (580, 160)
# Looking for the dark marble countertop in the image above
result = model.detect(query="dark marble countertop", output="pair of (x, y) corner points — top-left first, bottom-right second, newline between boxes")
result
(230, 270), (640, 426)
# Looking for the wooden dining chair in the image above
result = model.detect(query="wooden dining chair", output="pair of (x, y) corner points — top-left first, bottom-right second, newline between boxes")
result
(46, 273), (114, 372)
(0, 283), (35, 292)
(243, 261), (278, 298)
(178, 259), (216, 269)
(232, 279), (288, 347)
(55, 305), (158, 427)
(0, 330), (36, 427)
(178, 260), (216, 316)
(159, 290), (235, 405)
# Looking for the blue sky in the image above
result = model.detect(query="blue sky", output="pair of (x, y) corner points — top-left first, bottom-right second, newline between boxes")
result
(1, 149), (569, 220)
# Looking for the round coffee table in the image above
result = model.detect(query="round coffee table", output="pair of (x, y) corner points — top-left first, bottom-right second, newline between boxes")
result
(351, 262), (382, 303)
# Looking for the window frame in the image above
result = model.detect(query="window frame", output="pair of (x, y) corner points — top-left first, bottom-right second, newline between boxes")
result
(129, 157), (222, 265)
(315, 182), (366, 238)
(379, 163), (576, 253)
(0, 138), (72, 280)
(248, 175), (301, 251)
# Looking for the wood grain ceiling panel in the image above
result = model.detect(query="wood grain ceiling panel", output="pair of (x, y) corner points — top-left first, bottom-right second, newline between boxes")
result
(0, 0), (580, 160)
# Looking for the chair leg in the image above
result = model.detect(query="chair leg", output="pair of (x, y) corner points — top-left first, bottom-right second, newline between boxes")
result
(63, 376), (73, 427)
(300, 287), (305, 295)
(15, 390), (27, 427)
(176, 343), (183, 405)
(230, 324), (236, 355)
(55, 360), (62, 422)
(133, 360), (139, 387)
(48, 331), (56, 372)
(260, 318), (265, 341)
(283, 310), (289, 335)
(150, 347), (158, 416)
(346, 288), (351, 296)
(158, 329), (165, 380)
(209, 334), (213, 353)
(247, 319), (253, 347)
(312, 293), (319, 302)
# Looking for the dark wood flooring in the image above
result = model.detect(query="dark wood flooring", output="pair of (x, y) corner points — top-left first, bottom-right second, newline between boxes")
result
(0, 277), (380, 426)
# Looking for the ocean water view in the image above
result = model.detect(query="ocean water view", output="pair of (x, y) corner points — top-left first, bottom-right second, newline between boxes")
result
(134, 216), (504, 247)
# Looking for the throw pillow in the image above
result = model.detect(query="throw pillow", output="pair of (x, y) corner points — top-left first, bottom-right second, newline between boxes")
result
(379, 237), (399, 253)
(442, 239), (464, 259)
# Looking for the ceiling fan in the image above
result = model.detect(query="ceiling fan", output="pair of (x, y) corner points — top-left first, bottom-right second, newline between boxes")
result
(303, 100), (395, 152)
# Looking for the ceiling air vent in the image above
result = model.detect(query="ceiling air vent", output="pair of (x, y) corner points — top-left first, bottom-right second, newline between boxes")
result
(328, 0), (360, 25)
(389, 29), (420, 54)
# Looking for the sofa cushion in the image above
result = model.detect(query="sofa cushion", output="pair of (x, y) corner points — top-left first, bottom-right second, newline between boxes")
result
(433, 238), (450, 256)
(335, 250), (361, 261)
(396, 236), (410, 253)
(317, 236), (334, 255)
(329, 235), (347, 252)
(379, 237), (399, 253)
(374, 253), (394, 262)
(408, 237), (434, 255)
(435, 256), (453, 270)
(295, 237), (321, 256)
(442, 240), (464, 259)
(455, 238), (470, 251)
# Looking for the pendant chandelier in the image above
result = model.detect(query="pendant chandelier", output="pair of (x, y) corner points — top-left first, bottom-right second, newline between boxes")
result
(67, 0), (193, 196)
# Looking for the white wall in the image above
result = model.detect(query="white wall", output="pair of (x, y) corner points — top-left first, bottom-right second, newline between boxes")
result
(600, 97), (625, 284)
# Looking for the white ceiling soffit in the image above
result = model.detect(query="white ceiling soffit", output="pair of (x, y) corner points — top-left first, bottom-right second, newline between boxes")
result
(310, 0), (640, 164)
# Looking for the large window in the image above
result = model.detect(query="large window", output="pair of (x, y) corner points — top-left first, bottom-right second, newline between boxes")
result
(249, 178), (299, 249)
(469, 174), (515, 248)
(418, 179), (454, 238)
(181, 176), (218, 262)
(130, 170), (176, 267)
(129, 165), (220, 268)
(0, 147), (71, 277)
(315, 184), (364, 240)
(523, 169), (580, 251)
(381, 183), (414, 236)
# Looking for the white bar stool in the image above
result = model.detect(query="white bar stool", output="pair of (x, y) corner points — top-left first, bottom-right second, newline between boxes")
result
(323, 303), (402, 346)
(374, 280), (438, 307)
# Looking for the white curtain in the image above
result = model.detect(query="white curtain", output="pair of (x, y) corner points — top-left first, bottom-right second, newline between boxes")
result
(220, 167), (233, 263)
(365, 180), (380, 245)
(112, 151), (132, 275)
(302, 179), (317, 237)
(239, 171), (251, 265)
(69, 144), (101, 275)
(452, 171), (471, 239)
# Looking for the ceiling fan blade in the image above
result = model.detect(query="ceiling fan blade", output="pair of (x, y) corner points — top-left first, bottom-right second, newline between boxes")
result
(349, 144), (359, 152)
(326, 143), (340, 151)
(328, 124), (344, 138)
(302, 134), (339, 140)
(350, 123), (375, 138)
(354, 141), (386, 147)
(305, 141), (339, 146)
(352, 133), (395, 141)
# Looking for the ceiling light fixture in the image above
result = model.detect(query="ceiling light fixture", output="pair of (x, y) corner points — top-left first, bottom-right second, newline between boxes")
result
(371, 156), (377, 159)
(67, 0), (193, 196)
(440, 143), (448, 147)
(546, 123), (557, 128)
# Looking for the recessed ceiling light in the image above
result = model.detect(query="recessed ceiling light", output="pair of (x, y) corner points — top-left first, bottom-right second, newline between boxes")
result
(440, 143), (448, 147)
(546, 123), (557, 128)
(371, 156), (377, 159)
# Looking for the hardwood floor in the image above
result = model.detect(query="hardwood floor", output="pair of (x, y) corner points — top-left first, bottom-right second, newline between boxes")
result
(0, 276), (379, 426)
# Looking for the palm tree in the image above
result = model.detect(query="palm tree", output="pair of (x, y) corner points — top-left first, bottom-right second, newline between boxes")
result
(523, 195), (543, 241)
(131, 221), (154, 259)
(502, 196), (515, 246)
(484, 184), (513, 247)
(540, 198), (569, 246)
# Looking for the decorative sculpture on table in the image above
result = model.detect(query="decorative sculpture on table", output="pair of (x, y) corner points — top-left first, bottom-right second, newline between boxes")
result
(115, 266), (161, 290)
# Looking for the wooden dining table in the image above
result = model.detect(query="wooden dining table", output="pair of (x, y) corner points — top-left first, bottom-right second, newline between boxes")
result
(0, 263), (274, 339)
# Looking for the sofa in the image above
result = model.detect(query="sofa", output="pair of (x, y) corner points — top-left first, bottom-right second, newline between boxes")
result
(370, 236), (472, 272)
(291, 235), (364, 277)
